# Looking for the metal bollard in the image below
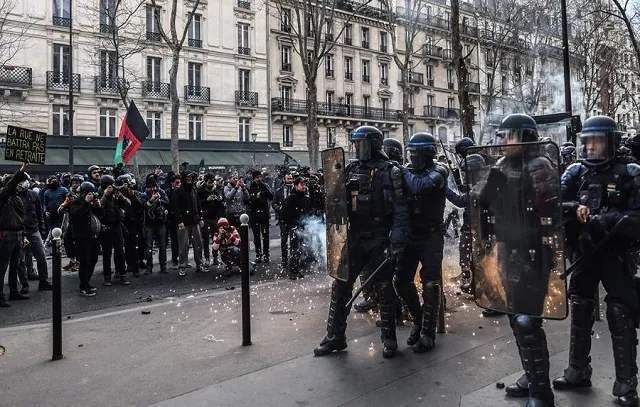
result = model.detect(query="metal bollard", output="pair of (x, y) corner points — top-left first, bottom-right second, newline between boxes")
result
(239, 214), (252, 346)
(51, 227), (63, 361)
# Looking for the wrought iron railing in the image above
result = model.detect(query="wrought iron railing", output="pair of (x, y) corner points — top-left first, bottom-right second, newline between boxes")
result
(423, 45), (443, 58)
(188, 38), (202, 48)
(142, 81), (170, 99)
(326, 69), (334, 77)
(408, 72), (423, 84)
(238, 47), (250, 55)
(380, 44), (387, 52)
(282, 63), (292, 72)
(443, 49), (453, 60)
(53, 16), (71, 27)
(271, 97), (402, 122)
(235, 90), (258, 107)
(467, 82), (480, 93)
(344, 37), (352, 45)
(325, 33), (333, 42)
(345, 72), (353, 80)
(362, 74), (370, 82)
(100, 23), (115, 34)
(237, 0), (250, 9)
(361, 40), (369, 49)
(0, 66), (32, 88)
(423, 105), (460, 119)
(94, 75), (126, 94)
(381, 77), (388, 85)
(184, 85), (210, 103)
(46, 71), (80, 92)
(147, 31), (162, 41)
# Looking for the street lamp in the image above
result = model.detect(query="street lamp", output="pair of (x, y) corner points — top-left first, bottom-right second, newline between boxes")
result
(251, 132), (258, 166)
(67, 0), (74, 173)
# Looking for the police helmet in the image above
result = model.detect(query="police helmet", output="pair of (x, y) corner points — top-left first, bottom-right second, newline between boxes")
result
(407, 132), (438, 170)
(349, 126), (385, 161)
(115, 175), (131, 189)
(455, 137), (476, 157)
(382, 138), (404, 163)
(461, 153), (486, 172)
(126, 173), (137, 189)
(100, 175), (115, 189)
(71, 174), (85, 184)
(79, 181), (97, 195)
(496, 114), (538, 144)
(578, 115), (621, 166)
(561, 141), (575, 148)
(88, 165), (101, 174)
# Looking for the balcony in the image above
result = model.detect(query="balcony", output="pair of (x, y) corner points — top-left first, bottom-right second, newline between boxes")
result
(46, 71), (80, 92)
(271, 97), (402, 122)
(238, 47), (250, 55)
(281, 63), (292, 72)
(94, 76), (126, 95)
(345, 72), (353, 80)
(423, 105), (460, 120)
(237, 0), (250, 9)
(142, 81), (170, 100)
(362, 40), (369, 49)
(335, 0), (387, 20)
(443, 49), (453, 60)
(325, 33), (333, 42)
(407, 72), (424, 85)
(147, 31), (162, 41)
(460, 24), (478, 37)
(100, 23), (115, 34)
(423, 45), (443, 58)
(53, 16), (71, 27)
(362, 74), (370, 83)
(188, 38), (203, 48)
(184, 85), (210, 103)
(326, 69), (334, 78)
(344, 37), (352, 45)
(447, 82), (455, 90)
(380, 44), (387, 52)
(0, 66), (32, 88)
(281, 24), (291, 33)
(467, 81), (480, 93)
(381, 77), (388, 85)
(235, 90), (258, 107)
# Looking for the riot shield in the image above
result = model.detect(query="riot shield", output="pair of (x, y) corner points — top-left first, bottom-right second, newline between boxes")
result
(322, 147), (349, 281)
(466, 141), (567, 319)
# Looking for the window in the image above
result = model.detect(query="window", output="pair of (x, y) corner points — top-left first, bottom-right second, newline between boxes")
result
(281, 8), (291, 31)
(362, 60), (370, 82)
(238, 69), (250, 92)
(446, 69), (454, 88)
(382, 130), (389, 139)
(147, 111), (162, 139)
(361, 27), (369, 48)
(188, 14), (202, 47)
(52, 105), (69, 136)
(237, 24), (250, 54)
(325, 18), (333, 41)
(238, 117), (251, 142)
(327, 127), (336, 147)
(325, 54), (334, 77)
(345, 93), (352, 115)
(305, 14), (313, 36)
(283, 125), (293, 147)
(188, 62), (202, 89)
(380, 63), (388, 85)
(146, 57), (161, 91)
(281, 86), (292, 101)
(281, 46), (291, 71)
(408, 93), (413, 109)
(100, 108), (117, 138)
(381, 97), (389, 115)
(52, 44), (70, 82)
(344, 23), (352, 44)
(100, 0), (116, 33)
(426, 65), (433, 79)
(53, 0), (70, 22)
(408, 124), (414, 136)
(379, 31), (387, 52)
(448, 97), (455, 108)
(326, 91), (334, 108)
(99, 50), (117, 81)
(146, 5), (161, 40)
(363, 95), (370, 110)
(344, 57), (353, 80)
(426, 94), (434, 106)
(189, 114), (203, 140)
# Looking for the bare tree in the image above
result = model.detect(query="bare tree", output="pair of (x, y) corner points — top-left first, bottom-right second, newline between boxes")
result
(451, 0), (474, 140)
(269, 0), (372, 170)
(82, 0), (148, 109)
(151, 0), (201, 172)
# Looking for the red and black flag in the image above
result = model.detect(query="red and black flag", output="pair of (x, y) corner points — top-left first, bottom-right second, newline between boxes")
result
(114, 101), (149, 165)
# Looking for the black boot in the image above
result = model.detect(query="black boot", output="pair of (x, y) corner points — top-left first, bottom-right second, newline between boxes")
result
(511, 314), (554, 407)
(354, 297), (378, 312)
(377, 281), (398, 358)
(553, 296), (595, 390)
(392, 275), (423, 346)
(314, 280), (350, 356)
(607, 302), (639, 407)
(413, 281), (440, 353)
(506, 373), (530, 397)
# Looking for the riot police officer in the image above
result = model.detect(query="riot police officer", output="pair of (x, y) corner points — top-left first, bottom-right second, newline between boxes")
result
(477, 114), (558, 406)
(313, 125), (408, 359)
(393, 132), (448, 353)
(383, 138), (404, 164)
(560, 142), (576, 173)
(553, 116), (640, 407)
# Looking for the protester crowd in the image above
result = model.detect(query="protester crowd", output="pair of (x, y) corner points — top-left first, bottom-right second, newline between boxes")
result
(0, 162), (325, 306)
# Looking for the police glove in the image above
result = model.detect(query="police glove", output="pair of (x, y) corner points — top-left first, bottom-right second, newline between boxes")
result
(388, 241), (404, 259)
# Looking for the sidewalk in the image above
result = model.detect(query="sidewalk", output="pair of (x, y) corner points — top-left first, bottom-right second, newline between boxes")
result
(0, 258), (621, 407)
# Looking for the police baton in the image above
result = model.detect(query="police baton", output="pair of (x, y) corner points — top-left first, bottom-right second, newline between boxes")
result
(345, 258), (390, 309)
(561, 215), (628, 280)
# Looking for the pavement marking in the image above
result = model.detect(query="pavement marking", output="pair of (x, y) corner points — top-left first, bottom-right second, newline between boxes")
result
(0, 280), (278, 334)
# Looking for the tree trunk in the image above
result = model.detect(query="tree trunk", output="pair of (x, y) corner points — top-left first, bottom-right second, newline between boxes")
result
(451, 0), (474, 141)
(169, 50), (181, 172)
(401, 77), (410, 146)
(306, 84), (320, 171)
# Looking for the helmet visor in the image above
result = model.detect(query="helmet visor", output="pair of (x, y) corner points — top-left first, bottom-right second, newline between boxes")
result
(409, 149), (427, 169)
(496, 129), (527, 144)
(578, 132), (613, 162)
(352, 139), (371, 161)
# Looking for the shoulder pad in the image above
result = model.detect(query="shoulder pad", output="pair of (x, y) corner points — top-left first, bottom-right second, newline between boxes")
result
(390, 165), (403, 179)
(565, 162), (586, 177)
(345, 161), (359, 172)
(435, 162), (450, 176)
(627, 163), (640, 177)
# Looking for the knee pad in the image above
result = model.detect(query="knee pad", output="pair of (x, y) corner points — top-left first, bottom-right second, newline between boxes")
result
(512, 314), (542, 334)
(607, 302), (635, 331)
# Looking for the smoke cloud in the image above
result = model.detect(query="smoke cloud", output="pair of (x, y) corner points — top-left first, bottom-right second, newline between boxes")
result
(299, 215), (327, 270)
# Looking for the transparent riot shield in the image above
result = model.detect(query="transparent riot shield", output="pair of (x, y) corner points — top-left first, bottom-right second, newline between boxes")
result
(466, 141), (567, 319)
(322, 147), (350, 281)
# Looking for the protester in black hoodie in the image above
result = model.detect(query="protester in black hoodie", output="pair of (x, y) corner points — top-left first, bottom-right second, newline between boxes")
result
(100, 177), (130, 286)
(280, 177), (311, 280)
(118, 175), (144, 277)
(272, 173), (293, 269)
(141, 178), (169, 274)
(0, 163), (29, 307)
(248, 170), (274, 263)
(198, 173), (224, 267)
(172, 171), (205, 275)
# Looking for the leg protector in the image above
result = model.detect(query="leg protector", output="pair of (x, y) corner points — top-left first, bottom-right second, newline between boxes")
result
(314, 280), (351, 356)
(413, 281), (440, 353)
(393, 274), (422, 345)
(511, 314), (554, 405)
(553, 296), (595, 389)
(607, 302), (639, 399)
(376, 280), (398, 358)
